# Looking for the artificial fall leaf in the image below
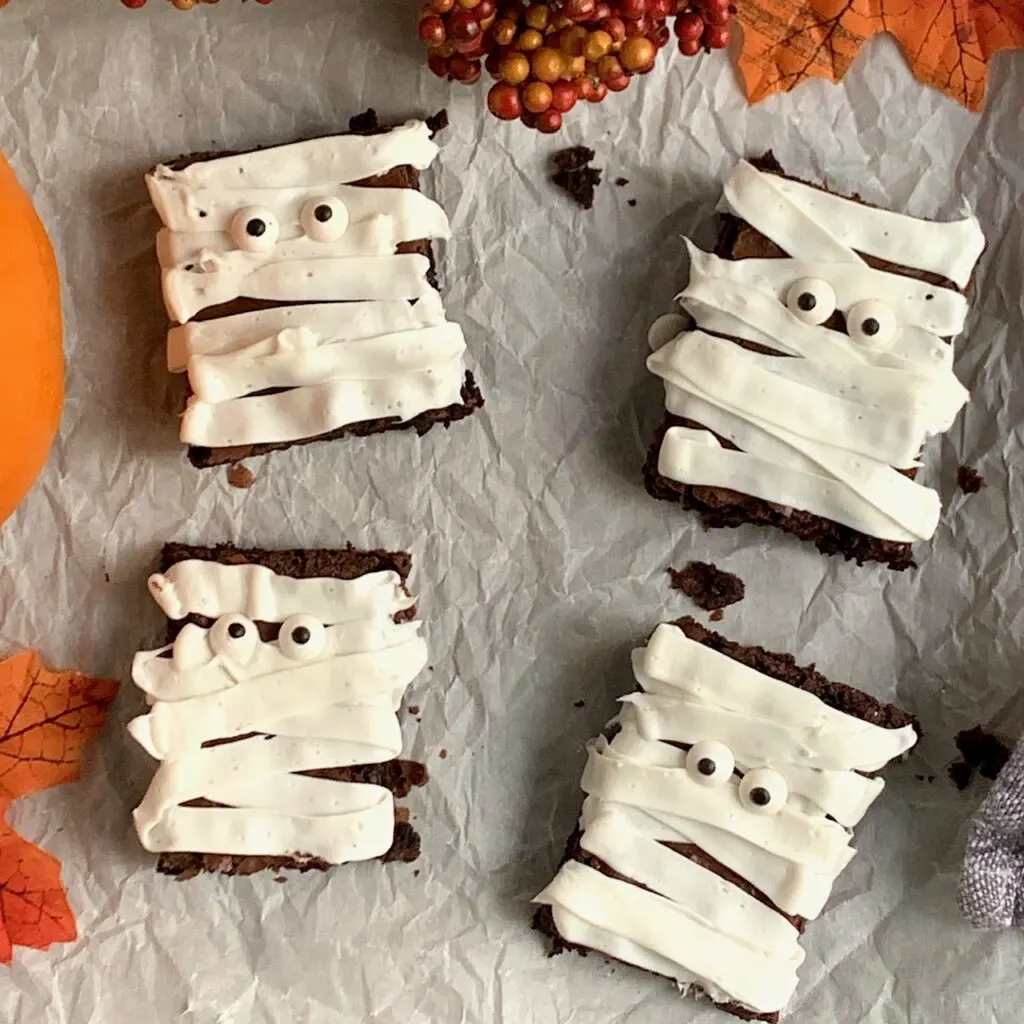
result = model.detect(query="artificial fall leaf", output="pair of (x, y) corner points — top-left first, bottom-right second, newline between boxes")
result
(735, 0), (1024, 112)
(0, 651), (117, 962)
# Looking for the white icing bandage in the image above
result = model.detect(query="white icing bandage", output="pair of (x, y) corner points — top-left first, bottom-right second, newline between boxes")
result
(534, 622), (917, 1015)
(147, 120), (470, 450)
(648, 161), (984, 545)
(129, 557), (427, 863)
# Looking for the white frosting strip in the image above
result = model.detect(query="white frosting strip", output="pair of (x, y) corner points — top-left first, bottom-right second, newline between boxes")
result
(148, 121), (439, 191)
(151, 183), (451, 240)
(166, 295), (446, 371)
(180, 359), (466, 447)
(188, 322), (466, 403)
(148, 561), (412, 622)
(640, 625), (917, 771)
(163, 252), (435, 324)
(657, 425), (934, 542)
(722, 160), (985, 287)
(536, 861), (802, 1014)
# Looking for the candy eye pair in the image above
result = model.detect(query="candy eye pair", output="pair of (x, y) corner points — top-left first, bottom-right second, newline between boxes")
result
(685, 740), (788, 816)
(208, 613), (327, 665)
(785, 277), (898, 348)
(228, 196), (349, 253)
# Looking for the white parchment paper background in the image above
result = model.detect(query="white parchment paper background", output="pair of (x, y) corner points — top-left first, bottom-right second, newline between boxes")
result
(0, 2), (1021, 1021)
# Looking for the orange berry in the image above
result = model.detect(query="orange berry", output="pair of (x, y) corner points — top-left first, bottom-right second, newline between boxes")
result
(524, 3), (550, 29)
(559, 25), (588, 57)
(500, 51), (531, 84)
(518, 27), (544, 50)
(431, 0), (455, 9)
(596, 54), (622, 80)
(523, 80), (554, 113)
(583, 29), (613, 61)
(532, 46), (565, 82)
(564, 55), (586, 77)
(491, 18), (517, 44)
(620, 35), (656, 70)
(457, 0), (481, 6)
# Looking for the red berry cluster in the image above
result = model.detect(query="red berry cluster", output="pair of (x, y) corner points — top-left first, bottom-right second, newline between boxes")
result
(120, 0), (273, 8)
(418, 0), (734, 133)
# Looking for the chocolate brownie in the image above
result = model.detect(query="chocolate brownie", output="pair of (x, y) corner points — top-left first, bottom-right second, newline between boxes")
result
(668, 561), (745, 612)
(150, 110), (482, 468)
(131, 542), (429, 879)
(645, 154), (983, 569)
(534, 617), (918, 1020)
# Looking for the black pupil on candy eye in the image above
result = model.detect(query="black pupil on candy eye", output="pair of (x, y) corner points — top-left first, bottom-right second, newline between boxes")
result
(246, 218), (266, 237)
(797, 292), (816, 311)
(314, 204), (333, 223)
(697, 758), (716, 776)
(228, 622), (246, 639)
(292, 626), (311, 645)
(750, 786), (771, 806)
(861, 317), (880, 336)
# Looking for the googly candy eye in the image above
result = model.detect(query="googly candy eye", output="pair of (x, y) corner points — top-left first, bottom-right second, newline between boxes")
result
(300, 197), (349, 243)
(209, 614), (259, 665)
(230, 206), (280, 253)
(685, 740), (735, 787)
(846, 299), (898, 348)
(739, 767), (789, 815)
(278, 614), (327, 661)
(786, 277), (837, 326)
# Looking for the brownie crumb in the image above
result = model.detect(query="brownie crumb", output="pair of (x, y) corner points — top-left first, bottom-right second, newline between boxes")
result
(949, 760), (973, 790)
(227, 463), (256, 489)
(627, 199), (637, 207)
(552, 146), (602, 210)
(413, 869), (420, 877)
(615, 177), (629, 187)
(709, 609), (724, 622)
(274, 876), (287, 883)
(104, 572), (110, 583)
(956, 725), (1011, 781)
(407, 705), (420, 716)
(669, 562), (746, 612)
(426, 109), (450, 136)
(957, 465), (986, 494)
(348, 108), (379, 134)
(573, 699), (585, 709)
(438, 749), (448, 760)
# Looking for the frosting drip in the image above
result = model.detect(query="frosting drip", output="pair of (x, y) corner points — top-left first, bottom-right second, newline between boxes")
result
(534, 623), (917, 1014)
(648, 160), (984, 544)
(130, 559), (427, 863)
(147, 120), (469, 449)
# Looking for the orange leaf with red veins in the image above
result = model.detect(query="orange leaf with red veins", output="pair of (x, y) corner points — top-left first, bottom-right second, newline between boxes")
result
(735, 0), (1024, 112)
(0, 651), (118, 962)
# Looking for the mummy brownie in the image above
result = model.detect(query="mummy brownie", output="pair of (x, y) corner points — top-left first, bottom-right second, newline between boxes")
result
(147, 112), (482, 468)
(128, 543), (428, 878)
(644, 155), (985, 568)
(534, 617), (918, 1021)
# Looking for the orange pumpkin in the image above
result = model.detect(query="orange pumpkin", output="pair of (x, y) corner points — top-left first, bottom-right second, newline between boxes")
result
(0, 154), (63, 526)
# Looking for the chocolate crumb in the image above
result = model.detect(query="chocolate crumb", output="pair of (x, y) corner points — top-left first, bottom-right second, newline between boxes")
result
(573, 699), (585, 709)
(709, 609), (724, 622)
(407, 705), (420, 716)
(425, 109), (450, 136)
(957, 465), (986, 494)
(274, 876), (287, 883)
(552, 146), (602, 210)
(438, 749), (448, 760)
(615, 177), (629, 187)
(668, 562), (746, 612)
(395, 806), (410, 824)
(348, 108), (380, 134)
(627, 199), (637, 207)
(104, 572), (110, 583)
(949, 760), (973, 791)
(413, 869), (420, 877)
(956, 725), (1011, 780)
(227, 463), (256, 489)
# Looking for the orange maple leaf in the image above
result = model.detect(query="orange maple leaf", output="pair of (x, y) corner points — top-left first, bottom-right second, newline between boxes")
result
(0, 651), (117, 962)
(735, 0), (1024, 112)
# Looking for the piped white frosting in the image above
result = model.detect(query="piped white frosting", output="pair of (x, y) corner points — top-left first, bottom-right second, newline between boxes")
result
(534, 623), (917, 1015)
(647, 160), (984, 544)
(129, 558), (426, 862)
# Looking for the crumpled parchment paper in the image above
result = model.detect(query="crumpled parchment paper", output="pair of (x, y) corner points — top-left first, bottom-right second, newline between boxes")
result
(0, 2), (1022, 1022)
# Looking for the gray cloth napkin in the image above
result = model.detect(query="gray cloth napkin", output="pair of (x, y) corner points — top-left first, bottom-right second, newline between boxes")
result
(960, 732), (1024, 928)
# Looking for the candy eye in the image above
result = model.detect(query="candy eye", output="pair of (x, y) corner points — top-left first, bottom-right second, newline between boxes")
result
(786, 278), (836, 326)
(278, 614), (327, 661)
(739, 767), (788, 815)
(209, 614), (259, 665)
(300, 197), (349, 243)
(846, 299), (898, 348)
(685, 740), (735, 787)
(230, 206), (279, 253)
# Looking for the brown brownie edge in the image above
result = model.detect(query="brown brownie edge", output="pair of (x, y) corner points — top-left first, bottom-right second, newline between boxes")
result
(153, 541), (427, 877)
